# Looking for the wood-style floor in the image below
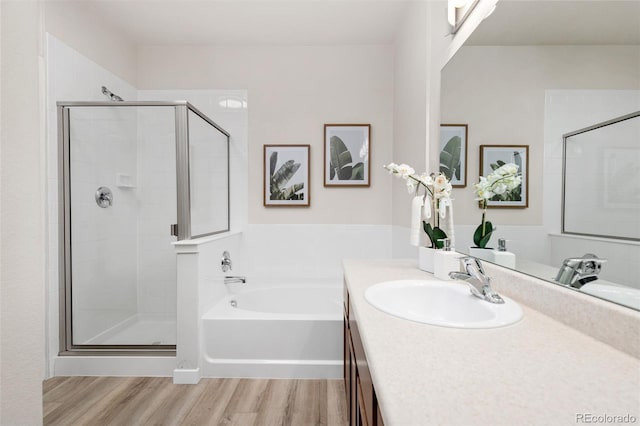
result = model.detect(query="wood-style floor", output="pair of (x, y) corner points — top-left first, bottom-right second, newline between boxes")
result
(43, 377), (347, 426)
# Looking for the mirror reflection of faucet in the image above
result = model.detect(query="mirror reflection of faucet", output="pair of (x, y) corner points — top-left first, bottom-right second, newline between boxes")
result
(554, 253), (606, 289)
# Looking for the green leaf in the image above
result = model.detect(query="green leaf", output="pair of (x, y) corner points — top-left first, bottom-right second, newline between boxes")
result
(330, 136), (356, 180)
(513, 152), (522, 170)
(439, 136), (461, 181)
(423, 222), (448, 248)
(351, 163), (364, 180)
(269, 151), (277, 177)
(271, 160), (300, 193)
(473, 221), (493, 248)
(281, 182), (304, 200)
(439, 151), (453, 180)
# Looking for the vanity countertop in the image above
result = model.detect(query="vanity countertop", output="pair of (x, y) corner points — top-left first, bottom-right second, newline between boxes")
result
(343, 259), (640, 426)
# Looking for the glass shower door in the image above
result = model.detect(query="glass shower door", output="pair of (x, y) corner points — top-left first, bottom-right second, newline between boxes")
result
(65, 105), (177, 348)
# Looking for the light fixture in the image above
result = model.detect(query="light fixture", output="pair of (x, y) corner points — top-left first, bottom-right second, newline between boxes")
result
(447, 0), (479, 29)
(448, 0), (473, 27)
(218, 96), (247, 109)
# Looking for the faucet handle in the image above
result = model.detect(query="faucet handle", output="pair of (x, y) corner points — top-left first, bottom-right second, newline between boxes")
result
(460, 256), (485, 274)
(221, 251), (233, 272)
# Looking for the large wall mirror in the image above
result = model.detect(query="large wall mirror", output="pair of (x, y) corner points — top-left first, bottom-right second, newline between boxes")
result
(439, 0), (640, 311)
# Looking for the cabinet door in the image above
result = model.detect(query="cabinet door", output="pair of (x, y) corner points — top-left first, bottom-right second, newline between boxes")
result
(344, 315), (352, 422)
(350, 345), (358, 426)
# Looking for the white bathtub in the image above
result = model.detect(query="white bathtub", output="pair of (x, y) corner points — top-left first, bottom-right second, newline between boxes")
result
(202, 285), (343, 378)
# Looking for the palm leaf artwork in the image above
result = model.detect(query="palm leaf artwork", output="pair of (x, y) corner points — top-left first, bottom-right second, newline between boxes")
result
(439, 136), (462, 181)
(269, 152), (305, 200)
(329, 136), (364, 181)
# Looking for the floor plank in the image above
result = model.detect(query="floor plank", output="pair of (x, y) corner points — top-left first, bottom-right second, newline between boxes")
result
(43, 377), (347, 426)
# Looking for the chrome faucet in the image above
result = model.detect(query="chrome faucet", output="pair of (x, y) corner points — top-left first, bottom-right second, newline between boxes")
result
(554, 253), (606, 289)
(224, 276), (246, 284)
(449, 257), (505, 304)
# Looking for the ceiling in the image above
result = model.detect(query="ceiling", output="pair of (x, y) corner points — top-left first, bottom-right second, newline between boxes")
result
(75, 0), (640, 47)
(84, 0), (411, 46)
(467, 0), (640, 46)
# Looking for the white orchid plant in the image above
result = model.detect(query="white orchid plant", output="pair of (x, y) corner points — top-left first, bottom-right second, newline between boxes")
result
(473, 162), (521, 248)
(384, 163), (453, 249)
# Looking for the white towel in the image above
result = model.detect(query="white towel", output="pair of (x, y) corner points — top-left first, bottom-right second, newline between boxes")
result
(445, 199), (455, 249)
(410, 196), (423, 246)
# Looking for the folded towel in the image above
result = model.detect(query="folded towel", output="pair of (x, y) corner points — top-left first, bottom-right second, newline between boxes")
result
(410, 195), (423, 246)
(445, 199), (455, 249)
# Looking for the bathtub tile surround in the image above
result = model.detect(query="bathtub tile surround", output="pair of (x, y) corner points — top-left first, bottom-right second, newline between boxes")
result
(243, 224), (393, 283)
(343, 259), (640, 425)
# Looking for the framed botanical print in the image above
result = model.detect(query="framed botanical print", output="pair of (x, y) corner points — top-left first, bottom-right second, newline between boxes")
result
(479, 144), (529, 208)
(440, 124), (468, 187)
(263, 145), (310, 207)
(324, 124), (370, 187)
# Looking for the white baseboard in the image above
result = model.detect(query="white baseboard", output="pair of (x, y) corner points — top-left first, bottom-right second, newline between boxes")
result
(173, 368), (201, 384)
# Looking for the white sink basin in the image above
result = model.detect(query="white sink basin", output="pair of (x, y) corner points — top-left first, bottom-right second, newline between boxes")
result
(365, 279), (523, 329)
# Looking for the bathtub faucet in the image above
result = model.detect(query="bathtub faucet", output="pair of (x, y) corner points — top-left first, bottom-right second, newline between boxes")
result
(224, 276), (246, 284)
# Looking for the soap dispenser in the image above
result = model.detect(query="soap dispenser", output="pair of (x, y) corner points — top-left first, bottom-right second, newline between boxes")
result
(492, 238), (516, 269)
(434, 238), (459, 281)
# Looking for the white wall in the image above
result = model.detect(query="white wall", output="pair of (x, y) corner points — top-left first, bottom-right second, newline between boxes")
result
(0, 1), (46, 423)
(137, 44), (394, 226)
(390, 0), (494, 256)
(44, 1), (137, 85)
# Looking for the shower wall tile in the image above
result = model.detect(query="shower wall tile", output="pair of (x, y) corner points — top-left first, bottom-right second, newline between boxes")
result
(135, 106), (177, 315)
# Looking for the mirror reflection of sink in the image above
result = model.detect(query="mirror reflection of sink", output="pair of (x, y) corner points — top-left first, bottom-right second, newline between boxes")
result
(364, 280), (523, 329)
(580, 283), (640, 311)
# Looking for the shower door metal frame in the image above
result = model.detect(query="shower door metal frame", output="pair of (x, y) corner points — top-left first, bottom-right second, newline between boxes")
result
(57, 101), (230, 355)
(561, 110), (640, 242)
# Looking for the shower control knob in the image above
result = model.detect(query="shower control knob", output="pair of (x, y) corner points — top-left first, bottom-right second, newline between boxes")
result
(221, 251), (232, 272)
(95, 186), (113, 208)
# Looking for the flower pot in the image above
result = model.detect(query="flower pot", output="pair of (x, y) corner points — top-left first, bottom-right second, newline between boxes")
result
(418, 246), (436, 273)
(468, 247), (495, 263)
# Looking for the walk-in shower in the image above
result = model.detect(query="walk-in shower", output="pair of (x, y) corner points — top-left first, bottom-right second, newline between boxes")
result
(57, 101), (230, 353)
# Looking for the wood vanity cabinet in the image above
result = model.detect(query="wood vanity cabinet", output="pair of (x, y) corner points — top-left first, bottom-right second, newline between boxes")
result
(344, 285), (384, 426)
